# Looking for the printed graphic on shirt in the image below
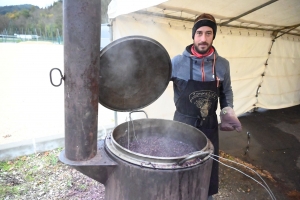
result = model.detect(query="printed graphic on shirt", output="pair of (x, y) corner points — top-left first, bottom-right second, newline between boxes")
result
(189, 90), (218, 118)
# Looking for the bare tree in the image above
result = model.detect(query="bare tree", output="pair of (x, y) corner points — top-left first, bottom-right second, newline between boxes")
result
(0, 15), (9, 31)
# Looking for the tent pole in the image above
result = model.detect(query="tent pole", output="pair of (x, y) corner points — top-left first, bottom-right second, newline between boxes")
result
(274, 24), (300, 39)
(220, 0), (278, 26)
(135, 11), (300, 37)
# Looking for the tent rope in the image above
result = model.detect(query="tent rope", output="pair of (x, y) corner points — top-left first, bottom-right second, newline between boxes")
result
(254, 38), (276, 110)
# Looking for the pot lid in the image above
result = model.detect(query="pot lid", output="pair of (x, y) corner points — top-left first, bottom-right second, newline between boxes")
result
(99, 36), (172, 111)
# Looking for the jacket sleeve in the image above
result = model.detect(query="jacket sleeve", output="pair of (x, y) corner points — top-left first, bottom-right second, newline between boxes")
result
(170, 55), (181, 81)
(219, 60), (233, 109)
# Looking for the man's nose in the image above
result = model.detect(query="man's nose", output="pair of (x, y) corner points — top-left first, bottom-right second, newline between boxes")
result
(201, 34), (207, 41)
(199, 34), (207, 42)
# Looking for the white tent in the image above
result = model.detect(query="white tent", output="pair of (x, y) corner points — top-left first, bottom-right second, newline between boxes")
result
(106, 0), (300, 119)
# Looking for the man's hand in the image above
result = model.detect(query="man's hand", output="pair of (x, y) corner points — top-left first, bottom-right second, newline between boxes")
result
(220, 107), (242, 132)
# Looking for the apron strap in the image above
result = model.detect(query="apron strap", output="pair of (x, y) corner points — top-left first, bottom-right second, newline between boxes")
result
(212, 53), (217, 81)
(212, 53), (219, 87)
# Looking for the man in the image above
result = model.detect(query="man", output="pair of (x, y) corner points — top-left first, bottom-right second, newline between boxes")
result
(171, 13), (242, 199)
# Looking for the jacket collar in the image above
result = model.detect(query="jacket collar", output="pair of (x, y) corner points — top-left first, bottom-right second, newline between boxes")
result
(183, 44), (218, 60)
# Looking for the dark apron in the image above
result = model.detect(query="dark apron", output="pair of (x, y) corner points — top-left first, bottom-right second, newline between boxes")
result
(173, 57), (219, 196)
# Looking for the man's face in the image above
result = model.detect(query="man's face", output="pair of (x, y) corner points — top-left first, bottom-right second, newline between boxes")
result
(193, 26), (214, 54)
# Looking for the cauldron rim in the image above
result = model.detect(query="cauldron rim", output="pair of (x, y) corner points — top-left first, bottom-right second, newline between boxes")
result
(105, 118), (214, 169)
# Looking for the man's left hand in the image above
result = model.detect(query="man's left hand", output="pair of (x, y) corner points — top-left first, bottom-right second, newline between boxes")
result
(220, 107), (242, 132)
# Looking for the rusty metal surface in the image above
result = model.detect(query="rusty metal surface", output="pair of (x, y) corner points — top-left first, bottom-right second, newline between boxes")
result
(59, 140), (117, 184)
(105, 150), (213, 200)
(99, 36), (172, 111)
(64, 0), (100, 161)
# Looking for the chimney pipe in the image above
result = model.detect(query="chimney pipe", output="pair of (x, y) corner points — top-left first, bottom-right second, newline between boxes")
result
(63, 0), (101, 161)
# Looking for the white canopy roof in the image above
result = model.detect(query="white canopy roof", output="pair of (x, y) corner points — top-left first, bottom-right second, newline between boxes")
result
(108, 0), (300, 36)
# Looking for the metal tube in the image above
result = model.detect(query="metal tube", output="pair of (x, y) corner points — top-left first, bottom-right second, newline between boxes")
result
(220, 0), (278, 26)
(274, 24), (300, 39)
(64, 0), (101, 161)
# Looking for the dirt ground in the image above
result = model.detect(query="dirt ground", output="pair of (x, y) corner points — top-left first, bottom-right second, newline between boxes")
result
(215, 151), (299, 200)
(1, 148), (299, 200)
(218, 106), (300, 200)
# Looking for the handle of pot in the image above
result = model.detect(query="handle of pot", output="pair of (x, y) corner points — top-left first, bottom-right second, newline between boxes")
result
(177, 151), (210, 166)
(129, 110), (148, 121)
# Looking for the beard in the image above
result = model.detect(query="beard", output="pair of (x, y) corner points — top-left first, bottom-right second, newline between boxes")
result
(194, 42), (212, 54)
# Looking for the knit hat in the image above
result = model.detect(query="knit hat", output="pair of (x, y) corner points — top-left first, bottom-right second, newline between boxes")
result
(192, 13), (217, 40)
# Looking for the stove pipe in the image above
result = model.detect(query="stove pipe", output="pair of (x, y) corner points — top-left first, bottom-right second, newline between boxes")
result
(64, 0), (101, 161)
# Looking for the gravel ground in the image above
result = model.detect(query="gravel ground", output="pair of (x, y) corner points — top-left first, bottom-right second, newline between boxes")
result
(0, 149), (298, 200)
(0, 148), (104, 200)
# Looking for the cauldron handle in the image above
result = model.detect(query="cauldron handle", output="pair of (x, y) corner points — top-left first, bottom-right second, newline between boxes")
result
(177, 151), (210, 166)
(129, 110), (148, 121)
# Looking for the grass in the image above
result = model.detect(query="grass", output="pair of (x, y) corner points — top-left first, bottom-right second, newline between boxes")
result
(0, 161), (11, 171)
(0, 148), (63, 198)
(0, 146), (107, 199)
(0, 186), (22, 196)
(0, 156), (27, 172)
(0, 38), (61, 43)
(0, 38), (22, 43)
(80, 184), (87, 190)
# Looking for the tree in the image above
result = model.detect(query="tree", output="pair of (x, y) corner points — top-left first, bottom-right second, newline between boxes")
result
(0, 15), (9, 31)
(20, 9), (30, 18)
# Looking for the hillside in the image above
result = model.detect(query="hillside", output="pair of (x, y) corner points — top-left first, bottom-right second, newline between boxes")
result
(0, 4), (38, 15)
(0, 0), (110, 38)
(0, 2), (62, 37)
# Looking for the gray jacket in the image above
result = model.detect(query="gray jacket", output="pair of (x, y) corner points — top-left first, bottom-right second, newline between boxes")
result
(171, 45), (233, 109)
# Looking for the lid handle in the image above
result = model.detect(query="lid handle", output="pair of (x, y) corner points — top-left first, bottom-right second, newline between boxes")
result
(129, 110), (148, 121)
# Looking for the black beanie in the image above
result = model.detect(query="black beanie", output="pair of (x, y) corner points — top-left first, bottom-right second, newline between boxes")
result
(192, 19), (217, 40)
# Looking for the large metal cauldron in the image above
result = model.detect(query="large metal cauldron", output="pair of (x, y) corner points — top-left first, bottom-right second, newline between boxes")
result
(102, 117), (214, 199)
(103, 120), (214, 200)
(61, 118), (214, 200)
(59, 10), (214, 198)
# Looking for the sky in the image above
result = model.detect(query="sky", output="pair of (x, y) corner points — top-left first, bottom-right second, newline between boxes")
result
(0, 0), (59, 8)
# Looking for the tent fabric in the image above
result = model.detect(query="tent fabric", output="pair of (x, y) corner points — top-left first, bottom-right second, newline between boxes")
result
(108, 0), (300, 34)
(257, 37), (300, 108)
(107, 0), (167, 19)
(156, 0), (300, 28)
(108, 1), (300, 119)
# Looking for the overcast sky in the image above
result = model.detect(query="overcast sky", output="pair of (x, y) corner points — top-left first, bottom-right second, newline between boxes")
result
(0, 0), (58, 8)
